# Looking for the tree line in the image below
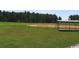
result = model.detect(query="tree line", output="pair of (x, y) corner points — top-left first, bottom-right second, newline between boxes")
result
(1, 10), (79, 23)
(69, 14), (79, 20)
(0, 10), (62, 23)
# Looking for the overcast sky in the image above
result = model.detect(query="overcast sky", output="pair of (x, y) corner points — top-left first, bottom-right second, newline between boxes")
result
(0, 0), (79, 10)
(0, 0), (79, 20)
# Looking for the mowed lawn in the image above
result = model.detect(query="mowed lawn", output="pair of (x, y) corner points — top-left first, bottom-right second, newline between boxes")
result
(0, 22), (79, 48)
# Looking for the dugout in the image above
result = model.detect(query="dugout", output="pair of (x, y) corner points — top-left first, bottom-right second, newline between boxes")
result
(57, 20), (79, 31)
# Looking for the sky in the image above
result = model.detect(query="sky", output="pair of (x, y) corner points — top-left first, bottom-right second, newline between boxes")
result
(0, 0), (79, 10)
(0, 0), (79, 20)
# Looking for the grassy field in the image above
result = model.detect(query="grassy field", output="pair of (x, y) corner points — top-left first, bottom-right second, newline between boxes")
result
(0, 22), (79, 48)
(59, 22), (79, 26)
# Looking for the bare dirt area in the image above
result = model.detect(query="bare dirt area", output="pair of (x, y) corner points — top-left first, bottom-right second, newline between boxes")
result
(28, 24), (79, 29)
(29, 24), (57, 28)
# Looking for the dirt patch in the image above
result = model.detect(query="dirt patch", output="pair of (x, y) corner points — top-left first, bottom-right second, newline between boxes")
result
(28, 24), (79, 29)
(29, 24), (57, 28)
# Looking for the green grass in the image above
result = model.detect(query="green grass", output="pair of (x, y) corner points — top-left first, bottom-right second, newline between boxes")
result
(0, 22), (79, 48)
(59, 22), (79, 26)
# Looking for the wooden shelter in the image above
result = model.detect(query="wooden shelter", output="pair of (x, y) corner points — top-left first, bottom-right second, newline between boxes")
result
(57, 20), (79, 31)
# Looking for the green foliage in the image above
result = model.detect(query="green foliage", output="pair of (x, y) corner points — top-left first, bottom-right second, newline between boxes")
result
(58, 16), (62, 20)
(69, 14), (79, 20)
(0, 10), (61, 23)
